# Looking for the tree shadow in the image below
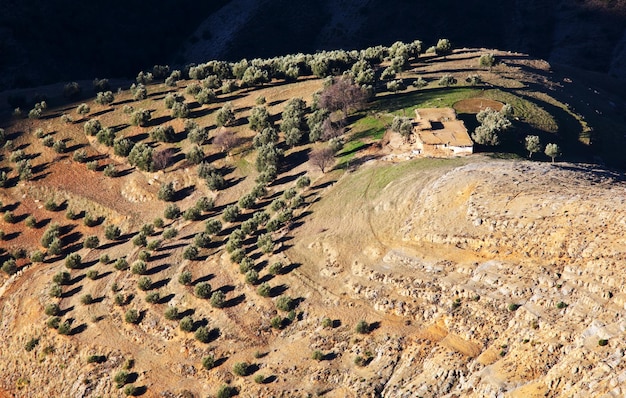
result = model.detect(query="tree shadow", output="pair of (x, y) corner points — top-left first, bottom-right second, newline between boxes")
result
(217, 285), (235, 294)
(141, 262), (168, 275)
(69, 323), (87, 335)
(148, 252), (170, 262)
(94, 271), (112, 280)
(91, 108), (114, 117)
(151, 277), (171, 290)
(175, 185), (195, 201)
(179, 308), (195, 318)
(2, 232), (20, 240)
(193, 274), (214, 285)
(68, 274), (86, 285)
(281, 148), (311, 171)
(223, 294), (245, 308)
(280, 262), (300, 274)
(61, 285), (82, 298)
(269, 284), (288, 298)
(58, 305), (74, 317)
(158, 293), (175, 304)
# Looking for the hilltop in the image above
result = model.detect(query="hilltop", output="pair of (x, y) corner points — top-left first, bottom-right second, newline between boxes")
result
(0, 42), (625, 397)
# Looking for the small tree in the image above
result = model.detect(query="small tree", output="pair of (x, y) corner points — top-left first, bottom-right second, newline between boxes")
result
(355, 320), (370, 334)
(195, 282), (212, 299)
(216, 102), (236, 127)
(210, 291), (225, 308)
(83, 235), (100, 249)
(130, 109), (152, 127)
(479, 53), (496, 68)
(183, 245), (199, 260)
(525, 135), (541, 158)
(77, 103), (90, 118)
(309, 147), (335, 173)
(124, 309), (140, 324)
(157, 182), (176, 202)
(179, 316), (194, 332)
(544, 143), (561, 163)
(95, 91), (114, 106)
(178, 271), (192, 286)
(105, 224), (121, 240)
(65, 253), (82, 269)
(435, 38), (452, 56)
(232, 362), (249, 376)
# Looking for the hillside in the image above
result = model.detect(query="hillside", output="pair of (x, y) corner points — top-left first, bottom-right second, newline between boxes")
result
(0, 43), (625, 397)
(1, 0), (626, 90)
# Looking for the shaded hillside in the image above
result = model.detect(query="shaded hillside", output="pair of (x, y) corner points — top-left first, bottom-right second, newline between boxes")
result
(1, 0), (626, 92)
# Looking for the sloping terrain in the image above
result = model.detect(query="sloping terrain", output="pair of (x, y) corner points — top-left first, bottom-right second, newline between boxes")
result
(0, 44), (625, 397)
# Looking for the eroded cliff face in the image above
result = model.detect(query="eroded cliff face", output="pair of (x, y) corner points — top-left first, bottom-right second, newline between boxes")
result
(293, 159), (626, 397)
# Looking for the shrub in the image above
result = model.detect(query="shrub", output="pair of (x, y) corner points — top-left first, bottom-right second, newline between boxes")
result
(599, 339), (609, 347)
(48, 238), (63, 255)
(1, 259), (17, 275)
(508, 303), (520, 312)
(222, 204), (240, 223)
(322, 317), (333, 328)
(103, 164), (118, 177)
(355, 320), (369, 334)
(86, 160), (98, 171)
(80, 294), (94, 305)
(130, 109), (152, 126)
(157, 182), (175, 202)
(296, 175), (311, 189)
(195, 197), (214, 212)
(73, 149), (87, 163)
(86, 269), (99, 280)
(132, 233), (147, 247)
(2, 211), (15, 223)
(114, 370), (130, 387)
(52, 271), (71, 285)
(257, 283), (271, 297)
(57, 321), (71, 335)
(128, 143), (153, 171)
(245, 270), (259, 285)
(114, 294), (126, 306)
(42, 135), (54, 147)
(105, 224), (121, 240)
(194, 282), (212, 299)
(210, 291), (226, 308)
(183, 245), (199, 260)
(84, 119), (102, 136)
(194, 232), (211, 248)
(194, 326), (211, 343)
(312, 350), (323, 361)
(205, 172), (226, 191)
(47, 316), (61, 329)
(438, 74), (457, 86)
(124, 309), (140, 324)
(30, 250), (45, 263)
(163, 227), (178, 239)
(124, 384), (137, 396)
(182, 206), (201, 221)
(145, 291), (160, 304)
(131, 260), (147, 275)
(146, 240), (161, 250)
(257, 233), (274, 254)
(83, 212), (100, 227)
(164, 204), (180, 220)
(164, 306), (179, 320)
(114, 138), (134, 157)
(83, 235), (99, 249)
(232, 362), (249, 376)
(186, 146), (205, 164)
(95, 91), (114, 106)
(179, 316), (194, 332)
(99, 254), (110, 264)
(202, 355), (215, 370)
(65, 253), (82, 269)
(269, 262), (283, 275)
(216, 385), (236, 398)
(556, 301), (568, 309)
(44, 303), (61, 316)
(137, 276), (152, 291)
(276, 295), (294, 312)
(114, 257), (129, 271)
(254, 374), (265, 384)
(49, 284), (62, 298)
(270, 316), (283, 329)
(479, 53), (496, 67)
(171, 102), (190, 119)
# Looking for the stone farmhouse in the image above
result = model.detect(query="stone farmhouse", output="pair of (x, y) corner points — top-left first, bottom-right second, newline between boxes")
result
(413, 108), (473, 156)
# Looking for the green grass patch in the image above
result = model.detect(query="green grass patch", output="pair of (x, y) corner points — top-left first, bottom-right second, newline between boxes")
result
(335, 140), (368, 169)
(372, 87), (480, 115)
(350, 114), (391, 141)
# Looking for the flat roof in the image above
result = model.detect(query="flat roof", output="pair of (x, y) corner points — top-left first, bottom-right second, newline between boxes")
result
(414, 108), (473, 147)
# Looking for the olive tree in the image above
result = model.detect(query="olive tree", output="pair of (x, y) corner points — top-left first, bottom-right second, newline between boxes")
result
(544, 143), (561, 163)
(525, 135), (541, 158)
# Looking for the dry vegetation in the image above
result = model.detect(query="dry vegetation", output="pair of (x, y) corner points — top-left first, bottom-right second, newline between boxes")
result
(0, 44), (625, 397)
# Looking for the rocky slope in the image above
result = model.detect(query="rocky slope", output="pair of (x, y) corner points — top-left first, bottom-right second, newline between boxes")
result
(290, 158), (626, 397)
